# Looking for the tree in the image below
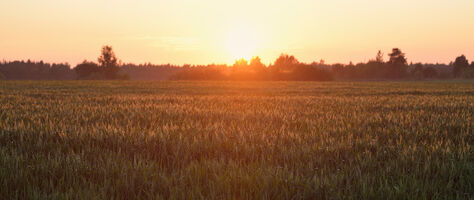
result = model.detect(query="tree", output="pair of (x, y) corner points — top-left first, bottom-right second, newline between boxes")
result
(249, 56), (266, 71)
(422, 67), (438, 78)
(75, 60), (99, 79)
(413, 63), (424, 73)
(411, 63), (424, 79)
(232, 58), (249, 68)
(98, 45), (120, 79)
(388, 48), (407, 66)
(387, 48), (408, 78)
(453, 55), (469, 77)
(271, 54), (299, 72)
(375, 50), (384, 63)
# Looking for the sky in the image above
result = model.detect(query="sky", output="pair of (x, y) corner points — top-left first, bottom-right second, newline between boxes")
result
(1, 0), (474, 66)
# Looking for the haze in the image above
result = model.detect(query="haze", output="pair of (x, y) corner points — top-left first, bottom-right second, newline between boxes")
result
(1, 0), (473, 65)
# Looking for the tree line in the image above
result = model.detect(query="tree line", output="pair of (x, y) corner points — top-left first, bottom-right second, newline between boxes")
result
(1, 46), (473, 81)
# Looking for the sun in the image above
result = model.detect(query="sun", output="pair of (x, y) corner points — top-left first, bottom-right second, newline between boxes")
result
(226, 27), (259, 61)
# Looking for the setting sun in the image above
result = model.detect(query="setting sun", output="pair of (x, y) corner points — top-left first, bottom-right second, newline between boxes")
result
(1, 0), (473, 198)
(225, 27), (260, 61)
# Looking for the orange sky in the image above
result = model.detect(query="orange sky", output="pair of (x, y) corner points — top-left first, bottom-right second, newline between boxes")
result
(1, 0), (473, 66)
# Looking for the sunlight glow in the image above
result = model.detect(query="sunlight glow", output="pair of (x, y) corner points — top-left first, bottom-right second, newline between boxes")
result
(226, 27), (260, 61)
(0, 0), (473, 65)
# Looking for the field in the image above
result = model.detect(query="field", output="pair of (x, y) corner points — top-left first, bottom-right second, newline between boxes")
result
(0, 81), (473, 199)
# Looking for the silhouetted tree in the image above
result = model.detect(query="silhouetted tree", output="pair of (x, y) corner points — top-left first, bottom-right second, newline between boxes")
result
(232, 58), (249, 68)
(249, 56), (266, 73)
(0, 48), (462, 81)
(412, 63), (424, 73)
(331, 64), (344, 78)
(387, 48), (407, 78)
(358, 51), (387, 79)
(458, 61), (474, 78)
(171, 65), (226, 80)
(75, 60), (99, 79)
(291, 64), (333, 81)
(271, 54), (299, 72)
(388, 48), (407, 65)
(98, 46), (120, 79)
(453, 55), (469, 77)
(422, 67), (438, 78)
(375, 50), (384, 63)
(0, 60), (72, 80)
(121, 63), (182, 80)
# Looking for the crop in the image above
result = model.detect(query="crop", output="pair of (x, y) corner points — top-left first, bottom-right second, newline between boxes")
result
(0, 81), (472, 199)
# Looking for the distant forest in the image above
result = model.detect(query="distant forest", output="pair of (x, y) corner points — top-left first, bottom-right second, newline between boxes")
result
(1, 46), (473, 81)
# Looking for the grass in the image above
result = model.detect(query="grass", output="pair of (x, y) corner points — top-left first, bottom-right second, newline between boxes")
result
(0, 81), (473, 199)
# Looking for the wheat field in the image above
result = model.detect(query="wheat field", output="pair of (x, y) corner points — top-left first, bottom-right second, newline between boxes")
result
(0, 81), (473, 199)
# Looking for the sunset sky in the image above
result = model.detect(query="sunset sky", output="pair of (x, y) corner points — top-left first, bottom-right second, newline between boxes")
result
(1, 0), (473, 66)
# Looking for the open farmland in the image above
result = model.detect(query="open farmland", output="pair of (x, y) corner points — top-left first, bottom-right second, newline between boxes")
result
(0, 81), (473, 199)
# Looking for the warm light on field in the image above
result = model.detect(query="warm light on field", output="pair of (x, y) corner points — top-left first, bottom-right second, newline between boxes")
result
(0, 81), (473, 198)
(225, 27), (260, 61)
